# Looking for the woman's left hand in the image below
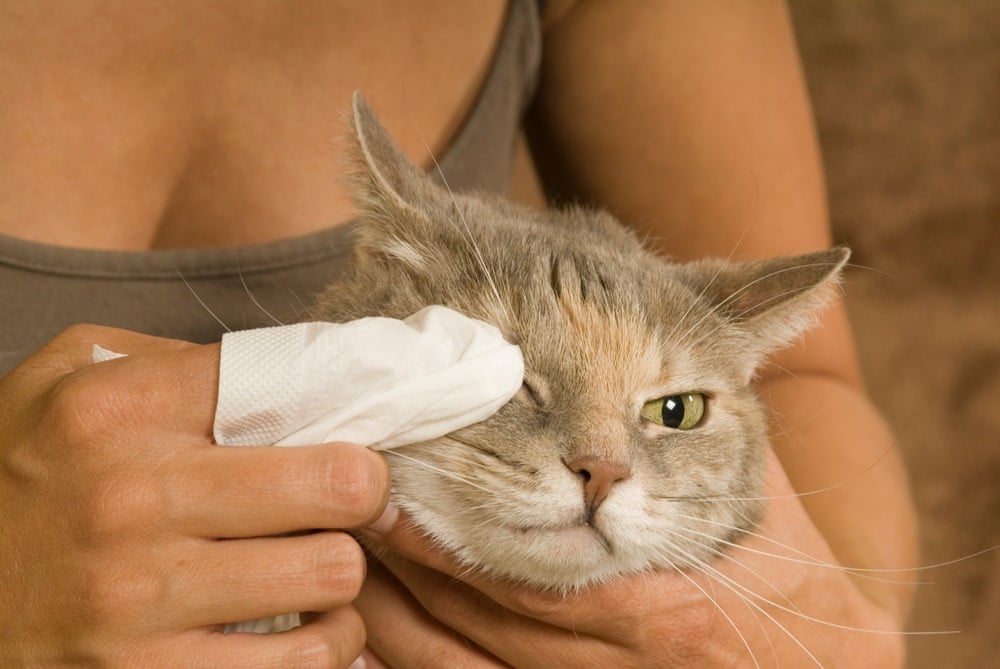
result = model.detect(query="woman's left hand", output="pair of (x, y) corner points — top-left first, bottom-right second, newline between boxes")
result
(354, 450), (905, 669)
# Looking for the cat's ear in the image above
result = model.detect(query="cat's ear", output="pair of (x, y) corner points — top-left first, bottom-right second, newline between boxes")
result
(347, 92), (443, 268)
(348, 92), (432, 213)
(679, 247), (851, 375)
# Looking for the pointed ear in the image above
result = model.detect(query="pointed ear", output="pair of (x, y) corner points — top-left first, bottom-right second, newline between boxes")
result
(348, 92), (432, 213)
(679, 247), (851, 373)
(347, 92), (444, 269)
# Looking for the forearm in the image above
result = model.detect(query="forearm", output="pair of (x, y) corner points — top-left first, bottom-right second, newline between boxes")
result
(757, 365), (918, 622)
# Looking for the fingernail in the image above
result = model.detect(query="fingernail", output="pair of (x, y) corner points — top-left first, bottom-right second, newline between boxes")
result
(348, 655), (367, 669)
(365, 500), (399, 537)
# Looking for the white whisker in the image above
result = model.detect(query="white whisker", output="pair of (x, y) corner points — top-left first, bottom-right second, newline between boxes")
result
(673, 523), (925, 586)
(660, 223), (751, 358)
(174, 267), (232, 333)
(417, 135), (511, 330)
(657, 442), (895, 505)
(659, 539), (827, 668)
(667, 554), (764, 669)
(382, 449), (493, 494)
(668, 531), (960, 638)
(238, 269), (284, 326)
(670, 513), (921, 584)
(665, 260), (843, 361)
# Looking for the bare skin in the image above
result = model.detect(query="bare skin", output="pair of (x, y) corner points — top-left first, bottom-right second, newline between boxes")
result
(0, 1), (917, 667)
(0, 0), (509, 249)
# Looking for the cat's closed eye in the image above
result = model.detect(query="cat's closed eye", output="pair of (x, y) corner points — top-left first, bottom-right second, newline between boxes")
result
(640, 392), (707, 430)
(520, 378), (548, 407)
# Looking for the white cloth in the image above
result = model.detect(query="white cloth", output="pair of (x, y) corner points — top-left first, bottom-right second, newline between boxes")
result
(93, 305), (523, 634)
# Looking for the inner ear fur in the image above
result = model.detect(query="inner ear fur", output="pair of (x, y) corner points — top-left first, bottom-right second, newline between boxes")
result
(679, 246), (851, 358)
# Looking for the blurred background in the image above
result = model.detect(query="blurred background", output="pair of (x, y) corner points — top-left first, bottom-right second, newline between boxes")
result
(788, 1), (1000, 666)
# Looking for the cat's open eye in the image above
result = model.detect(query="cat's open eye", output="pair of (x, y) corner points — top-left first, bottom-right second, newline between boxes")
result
(641, 393), (706, 430)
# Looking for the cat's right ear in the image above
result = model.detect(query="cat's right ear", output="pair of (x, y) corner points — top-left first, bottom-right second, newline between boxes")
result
(346, 93), (446, 269)
(350, 92), (449, 221)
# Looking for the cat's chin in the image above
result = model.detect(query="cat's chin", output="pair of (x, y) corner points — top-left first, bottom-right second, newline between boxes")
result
(443, 521), (651, 592)
(514, 523), (613, 557)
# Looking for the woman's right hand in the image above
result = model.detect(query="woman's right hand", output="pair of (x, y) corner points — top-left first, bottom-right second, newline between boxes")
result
(0, 325), (390, 668)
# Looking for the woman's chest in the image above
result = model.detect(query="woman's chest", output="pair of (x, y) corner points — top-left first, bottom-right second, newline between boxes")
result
(0, 1), (510, 249)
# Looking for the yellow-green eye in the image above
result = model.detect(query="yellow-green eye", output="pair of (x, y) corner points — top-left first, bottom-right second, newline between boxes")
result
(641, 393), (706, 430)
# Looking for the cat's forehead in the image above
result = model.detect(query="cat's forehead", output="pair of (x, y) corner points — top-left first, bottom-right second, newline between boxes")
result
(489, 241), (740, 393)
(376, 198), (748, 389)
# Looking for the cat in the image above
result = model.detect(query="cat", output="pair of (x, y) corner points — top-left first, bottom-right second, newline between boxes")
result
(310, 93), (849, 592)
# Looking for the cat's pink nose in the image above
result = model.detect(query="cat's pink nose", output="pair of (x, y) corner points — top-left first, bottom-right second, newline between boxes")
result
(565, 457), (632, 515)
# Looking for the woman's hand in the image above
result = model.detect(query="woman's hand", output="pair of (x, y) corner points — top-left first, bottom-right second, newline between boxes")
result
(356, 448), (905, 668)
(0, 325), (390, 668)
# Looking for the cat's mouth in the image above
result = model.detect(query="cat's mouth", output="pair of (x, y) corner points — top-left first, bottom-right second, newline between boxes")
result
(513, 522), (614, 555)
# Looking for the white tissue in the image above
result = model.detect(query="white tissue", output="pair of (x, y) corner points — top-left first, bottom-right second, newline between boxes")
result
(211, 305), (523, 450)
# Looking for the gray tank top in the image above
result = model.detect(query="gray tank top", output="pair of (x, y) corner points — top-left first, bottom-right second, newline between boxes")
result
(0, 0), (541, 377)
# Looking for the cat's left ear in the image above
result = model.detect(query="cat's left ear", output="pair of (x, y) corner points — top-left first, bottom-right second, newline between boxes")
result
(679, 247), (851, 376)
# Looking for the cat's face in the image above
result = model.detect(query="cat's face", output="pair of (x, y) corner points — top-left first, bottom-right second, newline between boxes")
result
(312, 94), (848, 590)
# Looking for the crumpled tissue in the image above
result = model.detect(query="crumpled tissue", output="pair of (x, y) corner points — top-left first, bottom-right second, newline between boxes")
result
(210, 305), (523, 450)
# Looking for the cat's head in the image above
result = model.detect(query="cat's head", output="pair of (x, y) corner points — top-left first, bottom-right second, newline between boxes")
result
(313, 93), (849, 590)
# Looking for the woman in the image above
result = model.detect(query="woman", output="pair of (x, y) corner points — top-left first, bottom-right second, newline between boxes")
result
(0, 1), (915, 666)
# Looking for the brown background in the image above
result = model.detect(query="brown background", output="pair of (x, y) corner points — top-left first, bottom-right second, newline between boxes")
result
(788, 1), (1000, 666)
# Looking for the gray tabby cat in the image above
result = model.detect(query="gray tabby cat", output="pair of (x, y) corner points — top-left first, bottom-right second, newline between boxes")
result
(312, 94), (848, 591)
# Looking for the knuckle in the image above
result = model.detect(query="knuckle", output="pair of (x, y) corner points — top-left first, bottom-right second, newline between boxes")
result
(81, 561), (165, 627)
(665, 602), (717, 663)
(44, 370), (126, 441)
(79, 468), (166, 541)
(286, 609), (365, 669)
(312, 447), (387, 523)
(55, 322), (112, 345)
(311, 533), (367, 600)
(283, 633), (337, 669)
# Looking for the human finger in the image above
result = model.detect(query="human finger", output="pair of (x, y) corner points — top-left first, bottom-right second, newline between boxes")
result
(355, 558), (510, 669)
(373, 550), (643, 669)
(169, 531), (367, 629)
(168, 606), (366, 669)
(169, 443), (390, 538)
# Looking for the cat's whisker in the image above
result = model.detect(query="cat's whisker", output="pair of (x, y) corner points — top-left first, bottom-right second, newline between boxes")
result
(670, 537), (838, 669)
(667, 531), (962, 639)
(670, 532), (797, 659)
(673, 515), (1000, 578)
(382, 450), (493, 494)
(683, 276), (841, 354)
(237, 269), (285, 326)
(656, 539), (827, 668)
(660, 550), (765, 669)
(655, 440), (895, 506)
(666, 260), (844, 360)
(418, 135), (512, 331)
(174, 266), (232, 333)
(659, 222), (751, 361)
(671, 521), (927, 586)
